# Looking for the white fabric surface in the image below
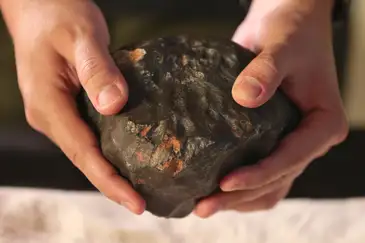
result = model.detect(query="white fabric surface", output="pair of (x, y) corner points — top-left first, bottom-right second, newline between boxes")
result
(0, 187), (364, 243)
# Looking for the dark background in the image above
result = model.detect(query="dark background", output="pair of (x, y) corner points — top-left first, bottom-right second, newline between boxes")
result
(0, 1), (364, 199)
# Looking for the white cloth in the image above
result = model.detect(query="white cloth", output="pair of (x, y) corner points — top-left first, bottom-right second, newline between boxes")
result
(0, 187), (364, 243)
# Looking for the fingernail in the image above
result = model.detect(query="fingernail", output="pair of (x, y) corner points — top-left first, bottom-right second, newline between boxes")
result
(98, 83), (123, 108)
(234, 76), (262, 101)
(221, 179), (242, 192)
(221, 184), (238, 192)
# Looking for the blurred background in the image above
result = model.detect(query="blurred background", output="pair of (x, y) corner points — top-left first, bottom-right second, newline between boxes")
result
(0, 0), (364, 198)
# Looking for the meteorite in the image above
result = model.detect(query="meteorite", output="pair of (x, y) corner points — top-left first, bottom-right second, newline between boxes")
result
(77, 35), (301, 218)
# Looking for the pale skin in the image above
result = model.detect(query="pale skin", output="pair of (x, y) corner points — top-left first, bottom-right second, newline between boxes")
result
(0, 0), (349, 218)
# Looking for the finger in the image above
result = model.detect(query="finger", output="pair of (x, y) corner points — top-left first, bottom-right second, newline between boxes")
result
(53, 28), (129, 115)
(220, 109), (344, 191)
(194, 170), (299, 218)
(54, 91), (143, 213)
(220, 170), (299, 210)
(54, 91), (144, 213)
(231, 183), (291, 212)
(222, 170), (300, 210)
(231, 49), (288, 108)
(73, 38), (129, 115)
(24, 77), (145, 214)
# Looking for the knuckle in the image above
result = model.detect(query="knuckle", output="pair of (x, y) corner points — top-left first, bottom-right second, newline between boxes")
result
(70, 150), (85, 172)
(317, 147), (331, 158)
(276, 175), (290, 188)
(243, 163), (270, 187)
(262, 189), (284, 210)
(24, 108), (36, 127)
(24, 106), (43, 132)
(74, 24), (96, 39)
(258, 52), (275, 65)
(240, 175), (255, 189)
(78, 56), (104, 84)
(263, 197), (279, 210)
(257, 52), (279, 76)
(243, 52), (279, 88)
(334, 116), (350, 144)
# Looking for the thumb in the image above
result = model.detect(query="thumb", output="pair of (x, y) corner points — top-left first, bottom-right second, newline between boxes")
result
(232, 51), (286, 108)
(73, 39), (129, 115)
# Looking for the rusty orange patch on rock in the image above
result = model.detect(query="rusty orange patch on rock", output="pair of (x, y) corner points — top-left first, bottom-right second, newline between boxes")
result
(129, 48), (146, 63)
(140, 125), (152, 137)
(159, 135), (181, 154)
(162, 161), (172, 170)
(171, 138), (181, 154)
(173, 160), (183, 176)
(155, 134), (183, 176)
(159, 159), (184, 177)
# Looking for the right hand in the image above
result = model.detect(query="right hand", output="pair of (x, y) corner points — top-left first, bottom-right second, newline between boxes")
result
(194, 0), (349, 218)
(1, 0), (145, 214)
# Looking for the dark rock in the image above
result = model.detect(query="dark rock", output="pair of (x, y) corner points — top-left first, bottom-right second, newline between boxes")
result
(77, 35), (301, 218)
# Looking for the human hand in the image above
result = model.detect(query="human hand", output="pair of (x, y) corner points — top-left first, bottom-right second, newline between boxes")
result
(1, 0), (145, 214)
(194, 0), (349, 218)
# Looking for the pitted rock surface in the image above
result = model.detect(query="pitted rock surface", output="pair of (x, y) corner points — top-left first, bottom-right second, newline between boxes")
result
(77, 36), (301, 218)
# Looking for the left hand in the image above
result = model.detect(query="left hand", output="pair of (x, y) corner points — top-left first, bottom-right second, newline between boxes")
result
(0, 0), (145, 214)
(194, 0), (349, 218)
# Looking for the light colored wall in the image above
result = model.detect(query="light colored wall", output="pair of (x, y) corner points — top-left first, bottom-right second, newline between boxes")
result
(343, 0), (365, 129)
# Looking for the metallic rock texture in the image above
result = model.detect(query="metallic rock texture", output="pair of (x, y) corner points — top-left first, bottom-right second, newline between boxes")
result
(77, 36), (301, 218)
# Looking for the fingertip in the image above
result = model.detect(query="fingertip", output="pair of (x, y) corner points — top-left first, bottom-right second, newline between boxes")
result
(232, 50), (285, 108)
(84, 159), (144, 215)
(121, 198), (146, 215)
(134, 197), (147, 215)
(220, 177), (241, 192)
(194, 201), (219, 218)
(117, 181), (146, 215)
(219, 167), (251, 191)
(193, 201), (209, 218)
